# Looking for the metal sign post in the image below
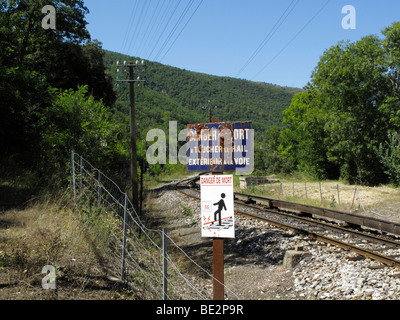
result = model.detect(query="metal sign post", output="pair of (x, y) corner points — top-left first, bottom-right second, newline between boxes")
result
(213, 237), (224, 300)
(187, 120), (253, 301)
(200, 174), (234, 300)
(211, 172), (226, 301)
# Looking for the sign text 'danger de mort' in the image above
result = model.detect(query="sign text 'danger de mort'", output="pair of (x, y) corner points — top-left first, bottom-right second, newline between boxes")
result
(186, 121), (253, 174)
(200, 175), (234, 238)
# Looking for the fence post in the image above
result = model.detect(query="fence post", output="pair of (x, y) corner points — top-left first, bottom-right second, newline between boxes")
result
(355, 186), (363, 210)
(352, 186), (357, 208)
(71, 149), (76, 204)
(98, 170), (102, 204)
(337, 184), (341, 205)
(292, 182), (294, 197)
(80, 154), (83, 194)
(305, 182), (308, 198)
(121, 192), (128, 281)
(162, 228), (168, 300)
(319, 182), (323, 202)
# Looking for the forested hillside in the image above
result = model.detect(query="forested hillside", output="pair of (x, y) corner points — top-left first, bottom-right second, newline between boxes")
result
(0, 0), (301, 196)
(103, 50), (301, 140)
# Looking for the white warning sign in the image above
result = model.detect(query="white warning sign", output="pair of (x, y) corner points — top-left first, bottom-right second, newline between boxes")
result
(200, 175), (235, 238)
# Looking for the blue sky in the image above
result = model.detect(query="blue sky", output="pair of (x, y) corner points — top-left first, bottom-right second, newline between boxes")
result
(84, 0), (400, 88)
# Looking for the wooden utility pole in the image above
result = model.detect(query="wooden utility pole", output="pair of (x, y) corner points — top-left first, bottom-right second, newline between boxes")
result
(116, 60), (145, 211)
(128, 65), (138, 211)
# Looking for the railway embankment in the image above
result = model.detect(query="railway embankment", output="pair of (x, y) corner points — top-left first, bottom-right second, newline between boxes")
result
(154, 180), (400, 300)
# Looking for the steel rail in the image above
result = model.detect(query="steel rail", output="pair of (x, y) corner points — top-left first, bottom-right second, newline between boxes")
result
(235, 206), (400, 269)
(177, 188), (400, 269)
(176, 175), (400, 236)
(234, 191), (400, 236)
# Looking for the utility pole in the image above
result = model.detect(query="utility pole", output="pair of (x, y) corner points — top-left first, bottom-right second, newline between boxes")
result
(116, 60), (145, 212)
(202, 100), (219, 122)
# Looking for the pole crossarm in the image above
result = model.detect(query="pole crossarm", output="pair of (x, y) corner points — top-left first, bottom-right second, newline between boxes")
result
(116, 79), (146, 83)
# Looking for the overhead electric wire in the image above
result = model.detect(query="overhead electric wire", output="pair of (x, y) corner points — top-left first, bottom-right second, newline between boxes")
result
(126, 0), (152, 56)
(118, 0), (202, 65)
(152, 0), (197, 61)
(252, 0), (331, 80)
(144, 0), (175, 58)
(235, 0), (299, 78)
(120, 0), (139, 54)
(136, 0), (163, 58)
(158, 0), (204, 62)
(147, 0), (183, 59)
(137, 0), (161, 57)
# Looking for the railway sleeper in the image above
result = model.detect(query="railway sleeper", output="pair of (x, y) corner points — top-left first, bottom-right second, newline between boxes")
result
(347, 256), (366, 261)
(244, 197), (256, 204)
(296, 211), (312, 218)
(340, 222), (362, 230)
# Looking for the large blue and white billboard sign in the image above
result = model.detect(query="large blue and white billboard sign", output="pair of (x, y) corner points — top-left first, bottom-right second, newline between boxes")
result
(186, 121), (253, 174)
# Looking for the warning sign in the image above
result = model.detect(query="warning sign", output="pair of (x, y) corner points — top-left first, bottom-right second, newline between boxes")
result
(186, 121), (253, 174)
(200, 175), (235, 238)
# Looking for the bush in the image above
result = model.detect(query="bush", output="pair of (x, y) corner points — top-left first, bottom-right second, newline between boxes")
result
(38, 85), (128, 187)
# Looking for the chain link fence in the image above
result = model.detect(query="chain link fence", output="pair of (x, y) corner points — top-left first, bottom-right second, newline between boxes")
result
(70, 150), (239, 300)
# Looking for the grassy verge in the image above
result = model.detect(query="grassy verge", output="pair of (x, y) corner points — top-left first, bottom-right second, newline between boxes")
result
(0, 190), (125, 300)
(234, 175), (400, 221)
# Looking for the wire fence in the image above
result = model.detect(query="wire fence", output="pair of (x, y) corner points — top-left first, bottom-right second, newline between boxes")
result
(70, 150), (240, 300)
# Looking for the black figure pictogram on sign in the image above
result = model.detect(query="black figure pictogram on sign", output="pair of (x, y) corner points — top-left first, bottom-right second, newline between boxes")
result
(213, 193), (227, 226)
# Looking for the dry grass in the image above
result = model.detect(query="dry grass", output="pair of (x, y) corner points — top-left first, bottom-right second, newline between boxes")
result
(0, 191), (127, 300)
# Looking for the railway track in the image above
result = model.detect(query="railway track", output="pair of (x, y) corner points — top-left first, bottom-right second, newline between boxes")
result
(175, 180), (400, 269)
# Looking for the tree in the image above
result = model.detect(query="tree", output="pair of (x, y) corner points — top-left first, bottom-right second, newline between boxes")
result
(39, 86), (127, 185)
(281, 27), (400, 185)
(255, 126), (292, 174)
(280, 91), (337, 179)
(0, 0), (117, 180)
(46, 40), (116, 106)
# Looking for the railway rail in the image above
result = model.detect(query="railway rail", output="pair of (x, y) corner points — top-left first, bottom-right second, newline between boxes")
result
(173, 176), (400, 269)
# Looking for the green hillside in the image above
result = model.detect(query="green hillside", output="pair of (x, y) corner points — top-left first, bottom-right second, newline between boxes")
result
(103, 50), (302, 141)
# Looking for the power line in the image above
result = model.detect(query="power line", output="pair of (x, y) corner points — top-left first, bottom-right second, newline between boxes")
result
(142, 0), (172, 58)
(159, 0), (204, 62)
(147, 0), (183, 59)
(120, 0), (139, 54)
(137, 0), (163, 58)
(136, 0), (160, 57)
(236, 0), (299, 78)
(153, 0), (198, 61)
(118, 0), (202, 64)
(126, 0), (152, 56)
(252, 0), (331, 81)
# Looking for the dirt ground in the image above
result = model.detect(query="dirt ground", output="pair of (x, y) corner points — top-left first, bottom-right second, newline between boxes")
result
(147, 186), (301, 300)
(148, 180), (400, 300)
(2, 179), (400, 301)
(0, 201), (130, 300)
